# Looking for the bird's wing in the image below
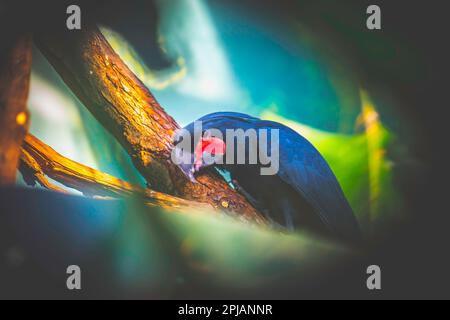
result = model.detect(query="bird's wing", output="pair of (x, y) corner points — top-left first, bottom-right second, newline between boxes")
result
(275, 126), (361, 241)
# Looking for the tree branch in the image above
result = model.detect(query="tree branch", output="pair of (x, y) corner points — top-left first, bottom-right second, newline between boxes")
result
(20, 133), (213, 212)
(0, 33), (32, 185)
(35, 24), (264, 223)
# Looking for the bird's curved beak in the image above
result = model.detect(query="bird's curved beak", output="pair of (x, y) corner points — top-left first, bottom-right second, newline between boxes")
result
(177, 162), (198, 183)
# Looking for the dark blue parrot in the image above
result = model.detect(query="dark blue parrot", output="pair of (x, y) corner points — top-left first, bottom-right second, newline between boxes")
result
(174, 112), (361, 242)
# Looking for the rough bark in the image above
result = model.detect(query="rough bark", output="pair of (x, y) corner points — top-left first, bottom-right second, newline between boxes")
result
(20, 134), (212, 212)
(35, 25), (264, 223)
(0, 34), (32, 185)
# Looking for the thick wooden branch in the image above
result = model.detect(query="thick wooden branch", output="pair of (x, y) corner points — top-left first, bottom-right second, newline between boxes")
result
(0, 34), (32, 185)
(35, 25), (264, 223)
(20, 134), (212, 211)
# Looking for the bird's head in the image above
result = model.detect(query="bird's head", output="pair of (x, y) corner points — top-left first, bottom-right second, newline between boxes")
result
(172, 112), (260, 182)
(172, 124), (226, 182)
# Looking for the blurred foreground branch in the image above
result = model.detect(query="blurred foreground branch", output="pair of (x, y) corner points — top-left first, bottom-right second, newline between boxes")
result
(0, 33), (32, 185)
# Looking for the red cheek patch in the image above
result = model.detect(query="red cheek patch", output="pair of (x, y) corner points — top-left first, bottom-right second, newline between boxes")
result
(194, 137), (226, 166)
